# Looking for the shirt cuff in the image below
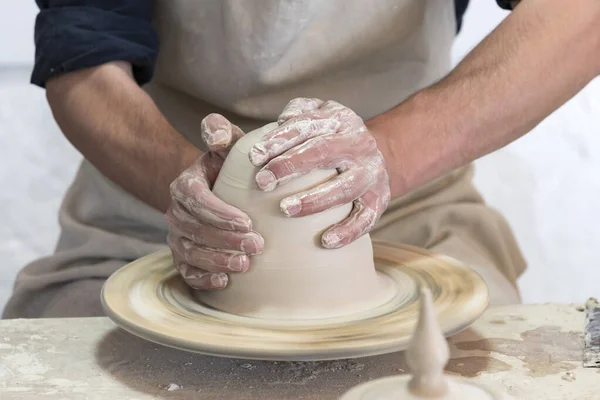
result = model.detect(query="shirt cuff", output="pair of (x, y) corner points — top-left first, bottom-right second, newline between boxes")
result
(31, 6), (158, 88)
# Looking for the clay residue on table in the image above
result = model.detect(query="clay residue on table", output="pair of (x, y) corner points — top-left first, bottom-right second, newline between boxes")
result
(455, 325), (583, 377)
(92, 326), (492, 399)
(446, 356), (512, 377)
(94, 328), (410, 400)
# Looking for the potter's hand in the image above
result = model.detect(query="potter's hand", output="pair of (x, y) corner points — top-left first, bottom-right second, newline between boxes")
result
(167, 114), (264, 290)
(249, 98), (390, 249)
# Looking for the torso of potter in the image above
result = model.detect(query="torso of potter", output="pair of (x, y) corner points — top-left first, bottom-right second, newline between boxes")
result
(195, 123), (395, 320)
(144, 1), (456, 147)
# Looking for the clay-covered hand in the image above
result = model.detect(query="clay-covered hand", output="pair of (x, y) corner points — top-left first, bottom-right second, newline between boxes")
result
(167, 114), (264, 290)
(248, 98), (391, 249)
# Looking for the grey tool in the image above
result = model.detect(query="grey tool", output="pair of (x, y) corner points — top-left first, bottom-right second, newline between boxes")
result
(583, 297), (600, 368)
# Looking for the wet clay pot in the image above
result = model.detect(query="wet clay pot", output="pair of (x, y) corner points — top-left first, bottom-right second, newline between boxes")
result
(195, 122), (395, 320)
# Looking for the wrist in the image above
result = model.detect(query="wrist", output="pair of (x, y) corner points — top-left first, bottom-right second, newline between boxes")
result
(367, 89), (460, 199)
(45, 61), (204, 214)
(157, 137), (203, 212)
(367, 118), (407, 199)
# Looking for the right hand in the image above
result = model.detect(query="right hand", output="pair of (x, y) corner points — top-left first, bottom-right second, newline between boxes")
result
(166, 114), (264, 290)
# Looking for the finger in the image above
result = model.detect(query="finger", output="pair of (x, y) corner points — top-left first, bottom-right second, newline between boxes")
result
(320, 100), (348, 113)
(321, 198), (379, 249)
(249, 116), (340, 166)
(170, 174), (252, 232)
(279, 168), (374, 217)
(201, 113), (245, 155)
(254, 133), (368, 191)
(175, 261), (229, 290)
(168, 233), (250, 273)
(167, 204), (264, 254)
(198, 151), (225, 185)
(277, 98), (325, 124)
(320, 100), (367, 129)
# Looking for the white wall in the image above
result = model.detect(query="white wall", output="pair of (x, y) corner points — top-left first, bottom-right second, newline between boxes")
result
(1, 2), (599, 309)
(0, 3), (82, 309)
(0, 2), (38, 65)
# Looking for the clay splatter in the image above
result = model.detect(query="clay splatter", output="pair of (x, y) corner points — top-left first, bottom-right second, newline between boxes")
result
(445, 356), (512, 377)
(166, 383), (181, 391)
(455, 326), (582, 377)
(561, 371), (576, 382)
(267, 360), (366, 385)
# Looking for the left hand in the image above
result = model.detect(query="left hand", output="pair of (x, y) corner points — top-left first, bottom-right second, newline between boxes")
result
(248, 98), (391, 249)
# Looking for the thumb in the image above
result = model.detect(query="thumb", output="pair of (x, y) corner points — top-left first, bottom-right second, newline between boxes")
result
(200, 113), (245, 157)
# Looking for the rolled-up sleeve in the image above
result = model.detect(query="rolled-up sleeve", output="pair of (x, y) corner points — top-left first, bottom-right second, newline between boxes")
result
(496, 0), (520, 10)
(31, 0), (158, 88)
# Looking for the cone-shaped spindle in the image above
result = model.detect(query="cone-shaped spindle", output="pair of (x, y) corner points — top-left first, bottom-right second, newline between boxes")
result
(406, 287), (450, 397)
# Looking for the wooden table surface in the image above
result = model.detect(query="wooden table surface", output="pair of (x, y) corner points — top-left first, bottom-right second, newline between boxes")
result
(0, 304), (598, 399)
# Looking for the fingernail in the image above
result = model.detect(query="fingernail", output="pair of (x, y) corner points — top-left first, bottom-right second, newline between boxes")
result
(249, 144), (268, 165)
(233, 217), (252, 232)
(255, 170), (277, 191)
(322, 231), (343, 249)
(280, 196), (301, 216)
(228, 254), (248, 272)
(241, 233), (263, 254)
(206, 128), (229, 147)
(241, 237), (258, 254)
(210, 273), (228, 288)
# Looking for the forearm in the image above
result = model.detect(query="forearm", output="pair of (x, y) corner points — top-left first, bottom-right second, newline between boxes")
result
(370, 0), (600, 198)
(46, 62), (201, 212)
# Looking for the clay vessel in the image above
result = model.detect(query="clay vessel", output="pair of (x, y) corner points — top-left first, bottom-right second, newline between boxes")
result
(195, 122), (394, 320)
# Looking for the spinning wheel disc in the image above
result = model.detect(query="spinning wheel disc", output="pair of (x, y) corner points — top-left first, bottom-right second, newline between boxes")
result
(101, 241), (488, 361)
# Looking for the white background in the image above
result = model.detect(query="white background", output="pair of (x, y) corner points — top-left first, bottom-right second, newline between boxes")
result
(1, 2), (600, 310)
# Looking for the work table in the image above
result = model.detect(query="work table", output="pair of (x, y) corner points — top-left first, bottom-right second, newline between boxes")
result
(0, 304), (597, 399)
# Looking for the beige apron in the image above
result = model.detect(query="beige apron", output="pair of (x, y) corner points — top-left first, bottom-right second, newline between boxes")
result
(2, 0), (525, 319)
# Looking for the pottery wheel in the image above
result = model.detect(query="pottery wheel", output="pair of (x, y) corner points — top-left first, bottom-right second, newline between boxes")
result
(101, 241), (488, 361)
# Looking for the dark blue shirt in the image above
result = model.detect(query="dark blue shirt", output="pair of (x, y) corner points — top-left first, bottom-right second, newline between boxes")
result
(31, 1), (516, 88)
